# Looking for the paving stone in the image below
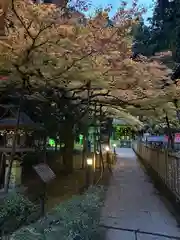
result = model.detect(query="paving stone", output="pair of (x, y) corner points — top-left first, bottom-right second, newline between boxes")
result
(101, 148), (180, 240)
(137, 233), (170, 240)
(105, 229), (135, 240)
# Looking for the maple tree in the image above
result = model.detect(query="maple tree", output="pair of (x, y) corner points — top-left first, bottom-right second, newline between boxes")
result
(0, 0), (177, 190)
(0, 0), (169, 92)
(0, 0), (151, 128)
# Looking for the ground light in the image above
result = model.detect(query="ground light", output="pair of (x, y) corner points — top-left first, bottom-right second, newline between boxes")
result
(87, 158), (93, 165)
(105, 146), (110, 151)
(86, 158), (93, 188)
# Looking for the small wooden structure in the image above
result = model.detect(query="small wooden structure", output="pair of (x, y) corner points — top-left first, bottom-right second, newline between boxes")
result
(0, 105), (43, 190)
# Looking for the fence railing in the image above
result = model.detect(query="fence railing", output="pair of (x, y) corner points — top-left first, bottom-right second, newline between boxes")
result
(133, 142), (180, 202)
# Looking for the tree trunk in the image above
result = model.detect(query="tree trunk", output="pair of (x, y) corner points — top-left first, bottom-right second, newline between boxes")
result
(62, 120), (74, 174)
(107, 119), (112, 146)
(97, 129), (104, 171)
(99, 140), (104, 171)
(173, 99), (180, 123)
(55, 136), (58, 152)
(82, 134), (87, 169)
(165, 113), (174, 150)
(93, 104), (97, 171)
(93, 129), (97, 171)
(99, 104), (104, 171)
(0, 153), (5, 188)
(4, 103), (21, 193)
(43, 136), (47, 163)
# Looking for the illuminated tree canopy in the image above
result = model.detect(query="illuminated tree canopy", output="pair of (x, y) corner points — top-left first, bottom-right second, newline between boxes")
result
(0, 0), (178, 130)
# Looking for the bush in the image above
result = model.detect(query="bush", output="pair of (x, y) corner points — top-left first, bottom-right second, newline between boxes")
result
(10, 186), (105, 240)
(0, 193), (39, 234)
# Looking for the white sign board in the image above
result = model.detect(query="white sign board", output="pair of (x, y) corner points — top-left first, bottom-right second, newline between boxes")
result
(33, 163), (55, 183)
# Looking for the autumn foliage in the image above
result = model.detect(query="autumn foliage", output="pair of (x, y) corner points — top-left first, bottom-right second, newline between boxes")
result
(0, 0), (175, 123)
(1, 0), (180, 193)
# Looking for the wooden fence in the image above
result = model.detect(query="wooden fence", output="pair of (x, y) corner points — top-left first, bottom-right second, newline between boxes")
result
(133, 142), (180, 201)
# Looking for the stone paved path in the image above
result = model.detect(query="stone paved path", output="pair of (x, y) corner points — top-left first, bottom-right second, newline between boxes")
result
(101, 148), (180, 240)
